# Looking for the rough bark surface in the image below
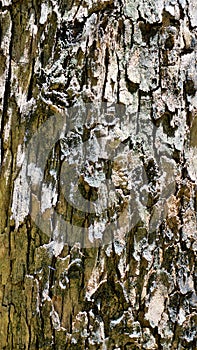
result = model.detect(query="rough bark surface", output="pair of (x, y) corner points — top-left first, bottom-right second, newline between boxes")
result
(0, 0), (197, 349)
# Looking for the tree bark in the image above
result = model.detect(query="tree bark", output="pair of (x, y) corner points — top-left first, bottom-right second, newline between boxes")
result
(0, 0), (197, 349)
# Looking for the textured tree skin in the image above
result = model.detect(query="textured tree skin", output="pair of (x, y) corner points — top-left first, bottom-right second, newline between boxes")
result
(0, 0), (197, 349)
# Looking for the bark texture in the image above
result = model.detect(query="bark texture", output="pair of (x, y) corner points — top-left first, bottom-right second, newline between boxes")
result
(0, 0), (197, 349)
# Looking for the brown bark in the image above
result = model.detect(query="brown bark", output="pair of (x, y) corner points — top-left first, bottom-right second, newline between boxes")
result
(0, 0), (197, 348)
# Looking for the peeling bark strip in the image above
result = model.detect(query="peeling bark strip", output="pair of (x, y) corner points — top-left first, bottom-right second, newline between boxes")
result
(0, 0), (197, 349)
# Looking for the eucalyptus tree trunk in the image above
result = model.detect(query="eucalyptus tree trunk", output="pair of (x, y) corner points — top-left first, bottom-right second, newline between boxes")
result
(0, 0), (197, 349)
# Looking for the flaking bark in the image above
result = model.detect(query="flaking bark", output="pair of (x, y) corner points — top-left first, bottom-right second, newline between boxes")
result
(0, 0), (197, 349)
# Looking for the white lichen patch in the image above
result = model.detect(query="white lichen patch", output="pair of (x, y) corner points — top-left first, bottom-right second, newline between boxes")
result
(145, 288), (165, 327)
(11, 161), (30, 228)
(186, 147), (197, 183)
(188, 1), (197, 27)
(178, 307), (186, 325)
(50, 306), (61, 330)
(40, 3), (51, 25)
(42, 241), (64, 257)
(27, 163), (43, 185)
(88, 221), (106, 243)
(41, 183), (58, 213)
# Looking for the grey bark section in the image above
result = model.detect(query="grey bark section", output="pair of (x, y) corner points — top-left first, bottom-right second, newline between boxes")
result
(0, 0), (197, 349)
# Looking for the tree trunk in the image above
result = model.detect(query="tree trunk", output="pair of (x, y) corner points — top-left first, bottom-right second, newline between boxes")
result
(0, 0), (197, 348)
